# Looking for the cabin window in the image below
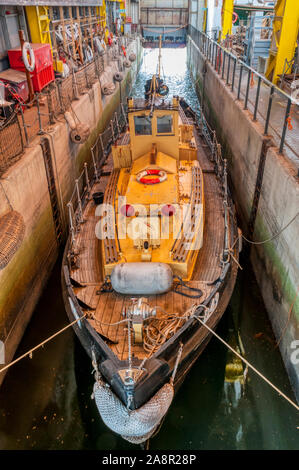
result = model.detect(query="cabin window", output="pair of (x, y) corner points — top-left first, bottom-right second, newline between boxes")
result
(157, 115), (173, 134)
(134, 115), (152, 135)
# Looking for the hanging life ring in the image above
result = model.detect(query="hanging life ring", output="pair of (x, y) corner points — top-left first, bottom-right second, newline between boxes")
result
(232, 12), (238, 24)
(84, 45), (93, 63)
(22, 42), (35, 73)
(137, 169), (167, 185)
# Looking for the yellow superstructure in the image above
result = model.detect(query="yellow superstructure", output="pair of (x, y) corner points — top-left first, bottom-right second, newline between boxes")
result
(265, 0), (299, 84)
(221, 0), (234, 41)
(101, 96), (205, 282)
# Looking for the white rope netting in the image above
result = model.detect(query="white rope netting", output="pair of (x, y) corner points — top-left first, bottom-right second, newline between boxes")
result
(93, 382), (174, 444)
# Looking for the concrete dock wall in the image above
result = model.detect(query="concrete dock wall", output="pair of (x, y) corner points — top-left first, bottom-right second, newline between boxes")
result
(187, 37), (299, 401)
(0, 38), (142, 386)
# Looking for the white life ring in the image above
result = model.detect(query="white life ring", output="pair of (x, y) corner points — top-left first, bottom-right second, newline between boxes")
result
(137, 169), (167, 185)
(94, 37), (105, 56)
(84, 45), (93, 63)
(65, 23), (80, 41)
(55, 25), (64, 42)
(65, 25), (72, 40)
(22, 42), (35, 72)
(62, 62), (70, 78)
(232, 12), (239, 24)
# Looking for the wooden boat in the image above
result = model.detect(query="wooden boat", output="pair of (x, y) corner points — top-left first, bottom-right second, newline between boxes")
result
(61, 66), (240, 444)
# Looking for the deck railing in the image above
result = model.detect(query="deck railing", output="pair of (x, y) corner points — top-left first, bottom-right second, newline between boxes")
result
(66, 101), (128, 252)
(196, 107), (231, 264)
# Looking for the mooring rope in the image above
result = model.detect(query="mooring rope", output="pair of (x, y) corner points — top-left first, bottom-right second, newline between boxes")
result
(170, 343), (184, 386)
(1, 304), (298, 413)
(0, 312), (88, 375)
(242, 212), (299, 246)
(194, 316), (299, 412)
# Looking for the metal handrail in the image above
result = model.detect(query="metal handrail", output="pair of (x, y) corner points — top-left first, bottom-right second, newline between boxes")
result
(188, 26), (298, 161)
(0, 35), (136, 174)
(67, 102), (128, 250)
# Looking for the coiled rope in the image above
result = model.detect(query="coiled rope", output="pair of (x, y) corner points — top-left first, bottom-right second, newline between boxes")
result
(143, 306), (198, 354)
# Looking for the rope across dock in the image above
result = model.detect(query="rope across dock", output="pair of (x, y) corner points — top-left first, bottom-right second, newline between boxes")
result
(0, 307), (298, 413)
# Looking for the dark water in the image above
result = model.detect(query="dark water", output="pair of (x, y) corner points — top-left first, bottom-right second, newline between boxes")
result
(0, 49), (298, 451)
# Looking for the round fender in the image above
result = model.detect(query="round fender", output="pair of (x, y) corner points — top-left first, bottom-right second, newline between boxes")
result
(22, 42), (35, 72)
(129, 53), (136, 62)
(123, 59), (131, 68)
(113, 72), (124, 82)
(111, 262), (173, 295)
(101, 82), (116, 95)
(70, 123), (90, 144)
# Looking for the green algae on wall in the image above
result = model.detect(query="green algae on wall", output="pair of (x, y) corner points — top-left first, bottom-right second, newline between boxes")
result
(253, 212), (299, 323)
(0, 205), (57, 341)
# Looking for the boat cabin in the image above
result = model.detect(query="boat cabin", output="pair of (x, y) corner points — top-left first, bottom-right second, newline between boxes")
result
(102, 97), (205, 282)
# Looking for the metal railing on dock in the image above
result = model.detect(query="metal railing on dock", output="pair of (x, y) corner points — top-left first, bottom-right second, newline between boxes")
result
(0, 35), (136, 177)
(188, 26), (299, 169)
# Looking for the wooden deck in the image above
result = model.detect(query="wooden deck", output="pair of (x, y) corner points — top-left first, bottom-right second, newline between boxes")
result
(70, 113), (226, 362)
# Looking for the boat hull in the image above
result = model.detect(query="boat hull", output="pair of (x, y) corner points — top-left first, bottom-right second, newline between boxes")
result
(61, 237), (238, 407)
(61, 98), (239, 440)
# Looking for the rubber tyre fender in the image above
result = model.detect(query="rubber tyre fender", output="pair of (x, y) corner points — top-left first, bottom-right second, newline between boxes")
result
(129, 53), (136, 62)
(113, 72), (124, 82)
(123, 59), (131, 69)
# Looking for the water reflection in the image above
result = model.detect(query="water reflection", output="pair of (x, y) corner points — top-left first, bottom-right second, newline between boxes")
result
(135, 48), (201, 119)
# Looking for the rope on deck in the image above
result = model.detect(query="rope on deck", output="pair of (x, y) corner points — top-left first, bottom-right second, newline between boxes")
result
(194, 315), (299, 412)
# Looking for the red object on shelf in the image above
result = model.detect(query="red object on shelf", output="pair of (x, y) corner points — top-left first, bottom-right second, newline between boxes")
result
(7, 43), (54, 92)
(0, 69), (29, 102)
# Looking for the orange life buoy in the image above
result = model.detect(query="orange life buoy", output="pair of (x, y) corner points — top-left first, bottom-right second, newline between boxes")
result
(137, 169), (167, 185)
(232, 12), (238, 24)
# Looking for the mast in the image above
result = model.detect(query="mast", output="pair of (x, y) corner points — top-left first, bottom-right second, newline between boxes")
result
(158, 35), (162, 79)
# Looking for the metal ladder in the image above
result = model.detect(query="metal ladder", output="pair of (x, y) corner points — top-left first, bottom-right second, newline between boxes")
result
(40, 137), (64, 245)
